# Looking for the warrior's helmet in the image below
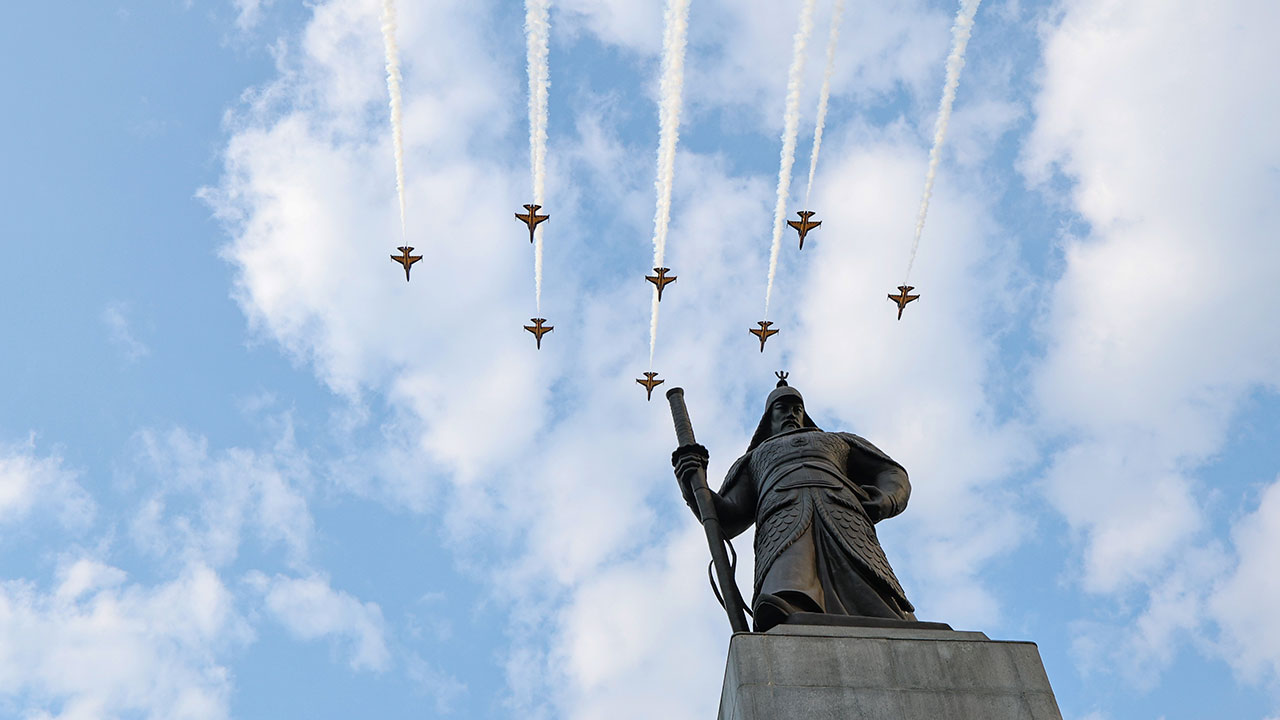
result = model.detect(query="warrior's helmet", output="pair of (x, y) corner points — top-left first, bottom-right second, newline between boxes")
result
(746, 372), (820, 452)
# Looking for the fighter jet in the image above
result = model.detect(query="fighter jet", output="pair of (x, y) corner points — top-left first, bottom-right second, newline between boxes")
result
(390, 246), (422, 281)
(887, 285), (920, 320)
(636, 372), (664, 401)
(645, 267), (677, 301)
(786, 211), (822, 250)
(514, 204), (550, 243)
(523, 317), (553, 349)
(749, 320), (780, 352)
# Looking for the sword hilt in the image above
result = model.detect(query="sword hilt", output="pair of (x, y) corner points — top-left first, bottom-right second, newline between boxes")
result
(666, 387), (697, 447)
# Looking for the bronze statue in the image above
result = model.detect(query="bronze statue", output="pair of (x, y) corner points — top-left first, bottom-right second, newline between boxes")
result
(672, 375), (915, 632)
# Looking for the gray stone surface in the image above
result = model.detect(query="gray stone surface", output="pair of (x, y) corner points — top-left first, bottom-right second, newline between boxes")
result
(718, 625), (1062, 720)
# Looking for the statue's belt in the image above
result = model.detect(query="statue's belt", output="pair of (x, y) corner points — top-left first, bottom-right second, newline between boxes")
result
(759, 460), (870, 501)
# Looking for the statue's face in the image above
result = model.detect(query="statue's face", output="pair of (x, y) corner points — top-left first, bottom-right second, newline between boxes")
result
(769, 396), (806, 436)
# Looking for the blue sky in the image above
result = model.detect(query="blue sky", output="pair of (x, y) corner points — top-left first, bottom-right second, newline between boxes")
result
(2, 0), (1279, 718)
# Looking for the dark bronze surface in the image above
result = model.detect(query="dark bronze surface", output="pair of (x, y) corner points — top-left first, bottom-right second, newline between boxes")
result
(673, 376), (918, 633)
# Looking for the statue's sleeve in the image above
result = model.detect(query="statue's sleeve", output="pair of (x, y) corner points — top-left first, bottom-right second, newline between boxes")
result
(840, 433), (910, 521)
(714, 454), (757, 539)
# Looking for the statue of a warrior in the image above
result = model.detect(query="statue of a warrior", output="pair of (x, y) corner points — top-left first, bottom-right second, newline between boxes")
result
(672, 376), (916, 632)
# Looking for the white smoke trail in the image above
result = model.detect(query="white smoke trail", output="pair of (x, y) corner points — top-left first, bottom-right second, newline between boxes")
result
(803, 0), (845, 208)
(647, 0), (692, 367)
(381, 0), (406, 238)
(762, 0), (818, 319)
(525, 0), (551, 311)
(903, 0), (982, 282)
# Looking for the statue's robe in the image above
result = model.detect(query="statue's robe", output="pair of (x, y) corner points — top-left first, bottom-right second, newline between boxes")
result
(714, 427), (915, 623)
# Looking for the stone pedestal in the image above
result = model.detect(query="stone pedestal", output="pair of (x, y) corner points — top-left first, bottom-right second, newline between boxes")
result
(717, 624), (1062, 720)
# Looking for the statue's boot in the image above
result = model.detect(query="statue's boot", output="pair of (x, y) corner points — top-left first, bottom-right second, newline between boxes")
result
(752, 591), (822, 632)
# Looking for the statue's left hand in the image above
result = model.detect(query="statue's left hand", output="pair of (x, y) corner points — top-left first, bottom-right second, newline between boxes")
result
(861, 485), (894, 522)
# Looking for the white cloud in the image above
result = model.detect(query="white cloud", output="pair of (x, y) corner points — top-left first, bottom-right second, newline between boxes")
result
(2, 415), (473, 713)
(1041, 441), (1202, 594)
(543, 527), (732, 720)
(128, 426), (313, 569)
(102, 302), (149, 363)
(675, 0), (951, 130)
(0, 559), (248, 720)
(1211, 477), (1280, 684)
(557, 0), (954, 137)
(405, 651), (466, 715)
(555, 0), (663, 55)
(0, 420), (467, 716)
(1022, 0), (1280, 688)
(0, 437), (93, 532)
(246, 572), (390, 672)
(232, 0), (275, 32)
(1027, 0), (1280, 588)
(1069, 544), (1224, 690)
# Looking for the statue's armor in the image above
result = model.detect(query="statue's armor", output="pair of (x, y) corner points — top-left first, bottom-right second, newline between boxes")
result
(746, 428), (909, 607)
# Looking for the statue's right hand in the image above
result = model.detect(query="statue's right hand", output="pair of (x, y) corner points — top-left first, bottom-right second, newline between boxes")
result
(671, 443), (709, 480)
(671, 443), (709, 512)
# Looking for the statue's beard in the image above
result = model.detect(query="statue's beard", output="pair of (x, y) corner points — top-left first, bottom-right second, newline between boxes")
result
(781, 419), (800, 431)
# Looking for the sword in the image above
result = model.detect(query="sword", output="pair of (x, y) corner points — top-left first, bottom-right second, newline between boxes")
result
(665, 387), (751, 633)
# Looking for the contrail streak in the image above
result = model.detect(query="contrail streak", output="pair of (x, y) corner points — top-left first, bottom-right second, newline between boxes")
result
(648, 0), (692, 367)
(903, 0), (982, 282)
(524, 0), (551, 311)
(763, 0), (817, 319)
(803, 0), (845, 209)
(381, 0), (406, 238)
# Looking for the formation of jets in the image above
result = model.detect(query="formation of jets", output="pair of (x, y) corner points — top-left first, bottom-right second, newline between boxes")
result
(645, 267), (677, 301)
(749, 320), (779, 352)
(636, 371), (664, 401)
(523, 317), (553, 349)
(887, 285), (919, 320)
(389, 198), (926, 396)
(390, 246), (422, 281)
(787, 210), (822, 250)
(515, 204), (550, 244)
